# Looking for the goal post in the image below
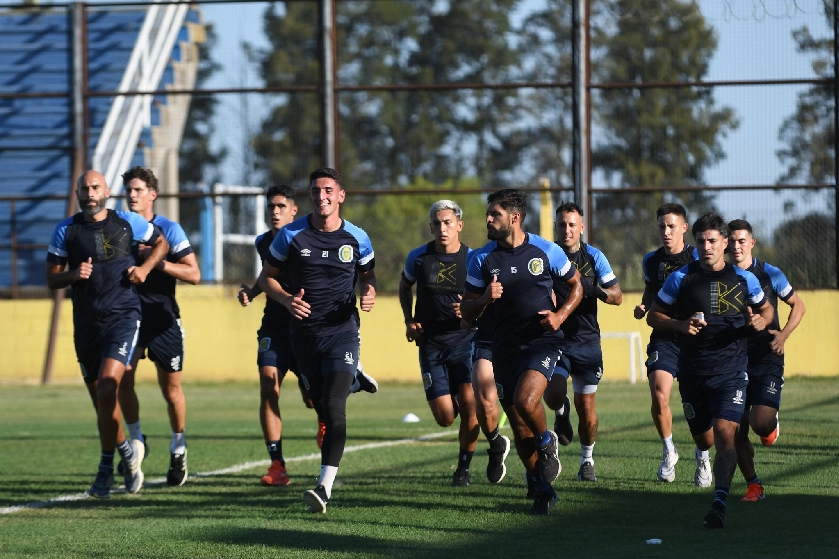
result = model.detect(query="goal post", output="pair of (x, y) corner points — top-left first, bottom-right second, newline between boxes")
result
(601, 332), (645, 384)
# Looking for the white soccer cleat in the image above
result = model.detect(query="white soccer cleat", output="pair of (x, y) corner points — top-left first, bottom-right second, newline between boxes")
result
(694, 447), (712, 488)
(657, 447), (679, 483)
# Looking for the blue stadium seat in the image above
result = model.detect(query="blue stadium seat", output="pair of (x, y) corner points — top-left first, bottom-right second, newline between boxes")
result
(0, 6), (201, 286)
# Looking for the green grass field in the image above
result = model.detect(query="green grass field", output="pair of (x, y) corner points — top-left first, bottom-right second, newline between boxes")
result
(1, 377), (838, 558)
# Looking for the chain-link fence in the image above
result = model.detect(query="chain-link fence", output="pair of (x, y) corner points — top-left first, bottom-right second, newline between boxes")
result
(1, 0), (836, 295)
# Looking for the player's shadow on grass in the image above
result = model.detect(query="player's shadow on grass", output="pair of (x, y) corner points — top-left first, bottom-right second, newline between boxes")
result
(188, 491), (839, 558)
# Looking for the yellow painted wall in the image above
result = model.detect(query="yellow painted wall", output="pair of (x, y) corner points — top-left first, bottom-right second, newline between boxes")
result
(1, 288), (836, 383)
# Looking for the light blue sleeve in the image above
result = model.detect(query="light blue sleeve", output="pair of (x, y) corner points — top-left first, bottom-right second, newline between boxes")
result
(402, 245), (425, 283)
(737, 268), (767, 307)
(117, 211), (155, 243)
(588, 245), (618, 288)
(465, 244), (492, 293)
(641, 250), (654, 283)
(655, 266), (686, 310)
(764, 262), (794, 302)
(155, 217), (192, 259)
(344, 220), (375, 268)
(46, 217), (73, 262)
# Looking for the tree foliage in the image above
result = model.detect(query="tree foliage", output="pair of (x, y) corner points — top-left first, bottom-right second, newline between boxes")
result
(777, 1), (835, 185)
(588, 0), (738, 289)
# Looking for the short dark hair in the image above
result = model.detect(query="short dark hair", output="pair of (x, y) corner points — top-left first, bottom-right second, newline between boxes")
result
(657, 203), (687, 219)
(728, 219), (752, 234)
(556, 201), (583, 217)
(486, 189), (528, 223)
(309, 167), (343, 189)
(692, 211), (729, 239)
(266, 184), (296, 203)
(121, 166), (159, 192)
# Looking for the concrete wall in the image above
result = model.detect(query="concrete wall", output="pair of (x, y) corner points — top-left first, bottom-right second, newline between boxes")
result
(1, 288), (835, 383)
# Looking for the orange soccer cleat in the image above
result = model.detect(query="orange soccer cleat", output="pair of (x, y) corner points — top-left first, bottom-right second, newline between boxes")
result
(741, 482), (765, 502)
(260, 460), (291, 486)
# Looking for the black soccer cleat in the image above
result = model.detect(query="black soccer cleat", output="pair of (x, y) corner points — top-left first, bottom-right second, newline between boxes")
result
(536, 431), (561, 484)
(576, 461), (597, 482)
(304, 485), (330, 513)
(553, 396), (574, 446)
(524, 472), (537, 499)
(88, 466), (113, 499)
(703, 501), (726, 528)
(354, 362), (379, 394)
(451, 469), (471, 487)
(167, 449), (188, 487)
(486, 435), (511, 484)
(528, 487), (558, 516)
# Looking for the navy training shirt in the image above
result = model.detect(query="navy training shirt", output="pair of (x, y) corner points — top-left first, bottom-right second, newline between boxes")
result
(47, 209), (159, 325)
(402, 242), (474, 348)
(255, 230), (291, 336)
(134, 215), (194, 327)
(744, 259), (795, 366)
(465, 233), (576, 353)
(554, 242), (618, 344)
(265, 215), (375, 337)
(655, 261), (766, 376)
(642, 244), (697, 343)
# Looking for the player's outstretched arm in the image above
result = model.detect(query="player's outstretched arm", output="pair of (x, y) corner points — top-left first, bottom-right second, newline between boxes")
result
(398, 275), (423, 341)
(647, 302), (703, 335)
(461, 275), (501, 322)
(46, 259), (92, 290)
(158, 252), (201, 285)
(769, 293), (806, 355)
(746, 300), (774, 333)
(359, 270), (376, 312)
(597, 282), (623, 306)
(634, 283), (656, 319)
(127, 234), (169, 285)
(258, 262), (309, 319)
(238, 281), (262, 307)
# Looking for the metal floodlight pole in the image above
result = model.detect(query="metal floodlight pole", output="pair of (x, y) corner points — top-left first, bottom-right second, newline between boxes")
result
(43, 2), (88, 385)
(320, 0), (338, 169)
(572, 0), (591, 241)
(834, 0), (838, 288)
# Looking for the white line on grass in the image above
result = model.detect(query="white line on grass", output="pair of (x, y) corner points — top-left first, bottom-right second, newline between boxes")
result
(0, 430), (452, 515)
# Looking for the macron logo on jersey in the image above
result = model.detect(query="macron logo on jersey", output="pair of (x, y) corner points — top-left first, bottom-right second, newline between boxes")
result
(300, 248), (311, 257)
(490, 268), (500, 275)
(118, 342), (128, 357)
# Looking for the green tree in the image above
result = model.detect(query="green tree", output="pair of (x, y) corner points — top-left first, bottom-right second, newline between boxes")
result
(251, 0), (529, 190)
(772, 212), (836, 288)
(342, 177), (489, 293)
(777, 2), (834, 185)
(588, 0), (738, 289)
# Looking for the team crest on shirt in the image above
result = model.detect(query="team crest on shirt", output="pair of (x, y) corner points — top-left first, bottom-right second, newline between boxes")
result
(682, 403), (696, 420)
(258, 337), (271, 352)
(338, 245), (353, 263)
(423, 373), (433, 390)
(527, 258), (543, 276)
(495, 382), (504, 401)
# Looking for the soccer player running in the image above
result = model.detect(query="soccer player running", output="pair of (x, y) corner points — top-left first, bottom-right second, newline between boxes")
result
(238, 185), (303, 486)
(258, 167), (376, 513)
(399, 200), (479, 487)
(544, 202), (622, 482)
(117, 166), (200, 487)
(462, 189), (583, 515)
(46, 170), (169, 499)
(647, 212), (773, 528)
(728, 219), (806, 502)
(634, 203), (709, 485)
(239, 186), (376, 485)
